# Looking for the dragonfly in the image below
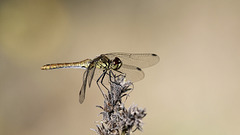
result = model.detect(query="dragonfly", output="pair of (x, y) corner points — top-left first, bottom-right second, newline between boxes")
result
(41, 52), (160, 104)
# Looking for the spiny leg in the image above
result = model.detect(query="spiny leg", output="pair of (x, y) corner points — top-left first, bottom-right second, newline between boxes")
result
(108, 70), (115, 83)
(96, 70), (125, 98)
(108, 70), (126, 84)
(96, 70), (107, 98)
(100, 70), (110, 93)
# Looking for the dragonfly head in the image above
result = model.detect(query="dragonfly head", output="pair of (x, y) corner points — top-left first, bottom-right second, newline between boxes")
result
(110, 57), (122, 70)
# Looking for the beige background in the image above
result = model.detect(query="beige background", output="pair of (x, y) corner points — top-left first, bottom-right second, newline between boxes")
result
(1, 0), (240, 135)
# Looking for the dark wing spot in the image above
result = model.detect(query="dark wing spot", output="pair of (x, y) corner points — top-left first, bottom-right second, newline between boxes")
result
(136, 67), (142, 71)
(152, 53), (158, 56)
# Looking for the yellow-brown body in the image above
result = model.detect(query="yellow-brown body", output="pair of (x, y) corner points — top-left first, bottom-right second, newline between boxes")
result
(41, 59), (91, 70)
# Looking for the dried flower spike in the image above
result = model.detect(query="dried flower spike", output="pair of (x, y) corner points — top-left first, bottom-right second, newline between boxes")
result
(94, 74), (146, 135)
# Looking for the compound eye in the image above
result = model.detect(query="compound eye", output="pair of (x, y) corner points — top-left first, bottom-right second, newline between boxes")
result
(113, 57), (121, 64)
(112, 57), (122, 70)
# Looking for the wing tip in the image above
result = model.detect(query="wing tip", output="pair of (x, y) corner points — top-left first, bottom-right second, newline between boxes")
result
(136, 67), (142, 71)
(152, 53), (160, 63)
(79, 88), (85, 104)
(79, 98), (84, 104)
(152, 53), (158, 56)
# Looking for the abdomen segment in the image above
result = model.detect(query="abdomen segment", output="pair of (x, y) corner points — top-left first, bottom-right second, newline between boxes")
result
(41, 59), (91, 70)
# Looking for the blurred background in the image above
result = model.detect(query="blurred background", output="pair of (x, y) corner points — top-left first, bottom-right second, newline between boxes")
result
(1, 0), (240, 135)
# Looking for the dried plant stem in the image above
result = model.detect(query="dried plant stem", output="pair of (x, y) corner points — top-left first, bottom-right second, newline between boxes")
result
(93, 74), (147, 135)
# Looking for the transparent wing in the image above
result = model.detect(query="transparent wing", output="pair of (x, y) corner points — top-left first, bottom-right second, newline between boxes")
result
(118, 64), (145, 82)
(87, 66), (96, 87)
(92, 64), (144, 84)
(105, 52), (160, 68)
(79, 70), (88, 104)
(79, 62), (97, 103)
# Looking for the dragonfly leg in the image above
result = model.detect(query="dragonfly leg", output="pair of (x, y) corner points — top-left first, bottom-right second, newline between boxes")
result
(108, 70), (126, 84)
(96, 71), (108, 98)
(108, 70), (116, 83)
(100, 71), (110, 93)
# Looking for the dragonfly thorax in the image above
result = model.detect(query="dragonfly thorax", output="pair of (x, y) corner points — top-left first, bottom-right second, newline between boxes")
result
(110, 57), (122, 70)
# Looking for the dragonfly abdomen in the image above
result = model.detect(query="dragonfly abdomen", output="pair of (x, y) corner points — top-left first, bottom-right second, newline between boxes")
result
(41, 59), (91, 70)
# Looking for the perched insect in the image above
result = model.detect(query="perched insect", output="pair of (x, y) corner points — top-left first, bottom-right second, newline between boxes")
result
(41, 52), (160, 103)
